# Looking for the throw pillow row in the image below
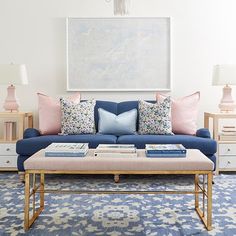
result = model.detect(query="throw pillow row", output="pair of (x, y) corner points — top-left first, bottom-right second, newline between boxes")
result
(38, 92), (199, 135)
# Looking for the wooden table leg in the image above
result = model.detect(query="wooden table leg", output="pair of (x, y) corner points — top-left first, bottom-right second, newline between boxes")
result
(207, 172), (213, 231)
(24, 172), (30, 231)
(195, 174), (199, 209)
(40, 173), (45, 208)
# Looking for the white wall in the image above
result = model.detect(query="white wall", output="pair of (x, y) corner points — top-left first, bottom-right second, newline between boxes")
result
(0, 0), (236, 128)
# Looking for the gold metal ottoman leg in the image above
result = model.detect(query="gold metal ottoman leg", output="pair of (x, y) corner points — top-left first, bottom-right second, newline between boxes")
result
(207, 172), (213, 231)
(195, 174), (199, 209)
(40, 173), (45, 208)
(24, 173), (30, 231)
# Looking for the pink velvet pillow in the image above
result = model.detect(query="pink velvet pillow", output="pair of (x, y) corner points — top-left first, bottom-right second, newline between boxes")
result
(156, 92), (200, 135)
(38, 93), (81, 135)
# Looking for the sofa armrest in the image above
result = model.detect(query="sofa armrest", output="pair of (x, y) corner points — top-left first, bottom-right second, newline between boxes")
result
(23, 128), (41, 139)
(196, 128), (211, 139)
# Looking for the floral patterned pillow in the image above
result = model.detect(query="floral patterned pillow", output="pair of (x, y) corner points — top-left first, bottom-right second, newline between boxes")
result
(138, 98), (173, 135)
(60, 98), (96, 134)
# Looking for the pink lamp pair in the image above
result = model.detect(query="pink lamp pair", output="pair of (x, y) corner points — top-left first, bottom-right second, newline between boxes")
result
(0, 64), (28, 112)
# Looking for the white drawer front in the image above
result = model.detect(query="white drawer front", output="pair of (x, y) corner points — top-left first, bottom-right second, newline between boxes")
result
(219, 143), (236, 155)
(0, 144), (16, 156)
(0, 155), (17, 168)
(219, 155), (236, 169)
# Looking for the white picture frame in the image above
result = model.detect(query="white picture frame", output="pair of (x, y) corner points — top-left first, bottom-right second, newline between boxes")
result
(66, 17), (171, 91)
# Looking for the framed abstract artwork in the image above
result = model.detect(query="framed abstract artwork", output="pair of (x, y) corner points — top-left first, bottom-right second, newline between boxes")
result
(66, 17), (170, 91)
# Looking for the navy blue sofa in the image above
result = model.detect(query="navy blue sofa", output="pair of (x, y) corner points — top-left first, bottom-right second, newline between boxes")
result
(16, 100), (217, 173)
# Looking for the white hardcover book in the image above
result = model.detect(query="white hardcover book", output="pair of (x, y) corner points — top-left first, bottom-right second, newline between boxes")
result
(219, 135), (236, 141)
(45, 149), (88, 157)
(45, 143), (89, 154)
(222, 126), (236, 132)
(96, 144), (136, 153)
(94, 152), (137, 158)
(220, 131), (236, 136)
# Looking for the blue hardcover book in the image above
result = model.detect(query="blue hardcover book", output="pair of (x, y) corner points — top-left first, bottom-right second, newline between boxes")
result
(147, 150), (186, 154)
(146, 153), (186, 158)
(145, 144), (186, 155)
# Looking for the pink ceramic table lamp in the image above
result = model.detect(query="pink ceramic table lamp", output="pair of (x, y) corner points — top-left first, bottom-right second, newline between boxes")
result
(0, 64), (28, 112)
(212, 64), (236, 113)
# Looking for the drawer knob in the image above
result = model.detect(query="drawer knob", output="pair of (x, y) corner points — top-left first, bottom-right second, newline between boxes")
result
(6, 148), (10, 151)
(6, 160), (10, 164)
(228, 161), (231, 164)
(227, 148), (231, 152)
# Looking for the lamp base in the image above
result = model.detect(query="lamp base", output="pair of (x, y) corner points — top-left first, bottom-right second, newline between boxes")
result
(219, 103), (236, 113)
(219, 85), (236, 113)
(3, 85), (19, 112)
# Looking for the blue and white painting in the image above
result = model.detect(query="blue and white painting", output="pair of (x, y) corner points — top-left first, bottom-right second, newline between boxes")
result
(67, 18), (170, 91)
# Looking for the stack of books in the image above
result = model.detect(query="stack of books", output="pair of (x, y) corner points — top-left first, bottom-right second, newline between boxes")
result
(219, 126), (236, 141)
(45, 143), (89, 157)
(3, 122), (17, 141)
(94, 144), (137, 158)
(145, 144), (187, 157)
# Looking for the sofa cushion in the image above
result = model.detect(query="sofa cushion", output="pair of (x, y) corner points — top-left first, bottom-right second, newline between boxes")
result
(98, 108), (137, 136)
(138, 98), (172, 135)
(156, 92), (200, 135)
(16, 134), (117, 156)
(38, 92), (81, 135)
(117, 134), (217, 155)
(61, 99), (96, 134)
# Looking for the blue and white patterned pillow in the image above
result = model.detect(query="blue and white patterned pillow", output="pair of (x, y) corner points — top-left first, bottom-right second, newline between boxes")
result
(60, 98), (96, 134)
(138, 98), (173, 135)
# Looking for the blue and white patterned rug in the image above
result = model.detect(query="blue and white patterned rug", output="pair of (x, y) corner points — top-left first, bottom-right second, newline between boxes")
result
(0, 173), (236, 236)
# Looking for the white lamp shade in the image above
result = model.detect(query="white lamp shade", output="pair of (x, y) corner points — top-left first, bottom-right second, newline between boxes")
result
(0, 64), (28, 85)
(212, 64), (236, 86)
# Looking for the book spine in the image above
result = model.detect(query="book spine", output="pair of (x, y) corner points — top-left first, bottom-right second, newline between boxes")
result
(146, 150), (186, 154)
(45, 152), (86, 157)
(95, 149), (136, 153)
(220, 132), (236, 136)
(146, 153), (186, 157)
(94, 153), (137, 158)
(45, 149), (88, 154)
(219, 135), (236, 141)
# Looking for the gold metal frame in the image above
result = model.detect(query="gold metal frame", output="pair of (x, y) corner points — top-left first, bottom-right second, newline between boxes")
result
(24, 170), (213, 231)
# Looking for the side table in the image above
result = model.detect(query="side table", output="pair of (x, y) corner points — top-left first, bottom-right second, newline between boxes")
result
(204, 112), (236, 173)
(0, 112), (33, 171)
